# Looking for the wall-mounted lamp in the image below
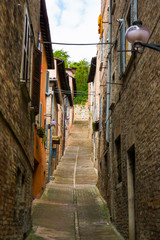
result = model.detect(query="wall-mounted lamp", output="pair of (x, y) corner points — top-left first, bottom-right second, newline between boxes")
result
(126, 21), (160, 52)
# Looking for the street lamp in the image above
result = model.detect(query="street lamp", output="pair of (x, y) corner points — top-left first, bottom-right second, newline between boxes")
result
(126, 21), (160, 52)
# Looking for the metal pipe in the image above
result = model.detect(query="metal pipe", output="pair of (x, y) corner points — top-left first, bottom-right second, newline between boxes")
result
(106, 0), (112, 142)
(48, 90), (54, 182)
(63, 97), (66, 155)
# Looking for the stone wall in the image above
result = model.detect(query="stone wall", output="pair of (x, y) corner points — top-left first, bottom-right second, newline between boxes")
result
(0, 0), (40, 239)
(74, 104), (89, 121)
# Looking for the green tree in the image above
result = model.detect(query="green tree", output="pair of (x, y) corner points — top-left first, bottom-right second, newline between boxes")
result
(70, 59), (89, 105)
(53, 49), (71, 67)
(53, 49), (89, 105)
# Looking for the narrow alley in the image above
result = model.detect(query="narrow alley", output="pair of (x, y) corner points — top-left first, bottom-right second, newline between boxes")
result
(28, 121), (122, 240)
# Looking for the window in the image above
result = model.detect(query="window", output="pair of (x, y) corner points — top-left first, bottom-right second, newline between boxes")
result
(38, 31), (43, 71)
(126, 8), (132, 64)
(126, 0), (138, 64)
(111, 0), (116, 15)
(22, 9), (30, 85)
(45, 70), (49, 94)
(115, 135), (122, 183)
(119, 20), (126, 77)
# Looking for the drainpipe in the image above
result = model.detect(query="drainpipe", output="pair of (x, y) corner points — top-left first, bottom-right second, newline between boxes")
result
(63, 96), (66, 155)
(48, 89), (54, 182)
(106, 0), (112, 142)
(106, 0), (114, 221)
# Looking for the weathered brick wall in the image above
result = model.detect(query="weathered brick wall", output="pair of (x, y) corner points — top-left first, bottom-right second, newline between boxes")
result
(0, 0), (40, 239)
(97, 0), (111, 210)
(98, 0), (160, 239)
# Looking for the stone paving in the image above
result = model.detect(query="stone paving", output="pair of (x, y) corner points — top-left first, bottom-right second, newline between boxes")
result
(27, 121), (123, 240)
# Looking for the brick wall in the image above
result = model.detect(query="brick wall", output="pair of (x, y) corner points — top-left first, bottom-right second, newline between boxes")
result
(98, 0), (160, 239)
(0, 0), (40, 239)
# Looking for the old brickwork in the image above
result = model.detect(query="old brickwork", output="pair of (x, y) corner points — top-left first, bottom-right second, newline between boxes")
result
(97, 0), (110, 202)
(0, 0), (40, 239)
(97, 0), (160, 239)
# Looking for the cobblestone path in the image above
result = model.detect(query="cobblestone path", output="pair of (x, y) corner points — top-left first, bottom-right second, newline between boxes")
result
(27, 121), (123, 240)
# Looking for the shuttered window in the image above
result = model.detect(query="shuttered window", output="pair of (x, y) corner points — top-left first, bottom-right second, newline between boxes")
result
(119, 20), (126, 77)
(45, 70), (49, 94)
(22, 9), (30, 83)
(31, 47), (42, 115)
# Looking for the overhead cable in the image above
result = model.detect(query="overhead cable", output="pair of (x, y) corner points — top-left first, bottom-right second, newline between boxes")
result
(41, 41), (113, 46)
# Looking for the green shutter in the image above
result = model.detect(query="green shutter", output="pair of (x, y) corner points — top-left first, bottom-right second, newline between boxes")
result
(119, 20), (126, 76)
(45, 70), (49, 94)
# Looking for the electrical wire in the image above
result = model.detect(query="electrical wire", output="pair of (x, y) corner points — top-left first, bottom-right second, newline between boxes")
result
(42, 41), (113, 46)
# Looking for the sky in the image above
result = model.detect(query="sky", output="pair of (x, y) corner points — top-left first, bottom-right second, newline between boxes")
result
(45, 0), (101, 63)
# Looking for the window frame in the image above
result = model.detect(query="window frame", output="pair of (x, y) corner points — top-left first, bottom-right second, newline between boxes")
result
(115, 135), (122, 183)
(119, 20), (126, 77)
(22, 8), (30, 86)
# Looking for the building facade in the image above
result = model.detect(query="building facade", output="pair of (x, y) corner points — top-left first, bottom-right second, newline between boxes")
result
(0, 0), (41, 239)
(91, 0), (160, 239)
(32, 0), (54, 199)
(46, 60), (76, 181)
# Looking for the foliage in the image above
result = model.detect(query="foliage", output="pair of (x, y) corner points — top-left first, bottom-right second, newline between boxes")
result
(37, 126), (47, 144)
(37, 126), (45, 138)
(70, 59), (89, 105)
(53, 50), (89, 105)
(53, 49), (71, 68)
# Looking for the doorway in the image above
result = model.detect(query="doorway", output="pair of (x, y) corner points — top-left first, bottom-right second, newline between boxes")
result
(127, 145), (137, 240)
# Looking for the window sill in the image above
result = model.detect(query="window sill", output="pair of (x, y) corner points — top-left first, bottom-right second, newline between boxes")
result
(20, 80), (31, 103)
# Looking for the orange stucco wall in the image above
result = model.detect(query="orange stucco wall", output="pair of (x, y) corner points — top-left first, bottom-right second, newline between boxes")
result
(33, 33), (48, 199)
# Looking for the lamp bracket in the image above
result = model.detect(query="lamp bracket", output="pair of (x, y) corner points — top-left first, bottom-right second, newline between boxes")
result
(134, 42), (160, 52)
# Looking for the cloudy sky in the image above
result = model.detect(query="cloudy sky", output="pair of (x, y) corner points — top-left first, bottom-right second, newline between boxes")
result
(45, 0), (101, 63)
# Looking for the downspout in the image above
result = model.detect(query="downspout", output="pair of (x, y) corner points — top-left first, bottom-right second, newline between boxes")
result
(63, 96), (66, 155)
(106, 0), (112, 142)
(48, 89), (54, 182)
(106, 0), (114, 221)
